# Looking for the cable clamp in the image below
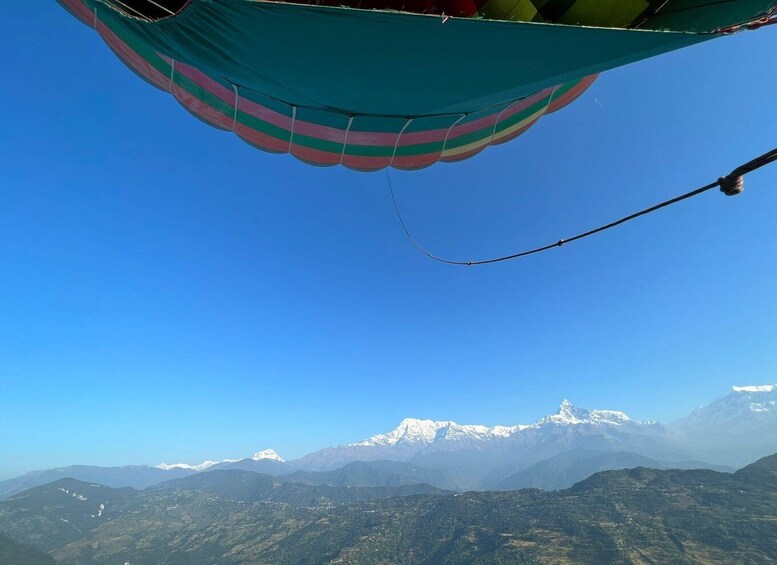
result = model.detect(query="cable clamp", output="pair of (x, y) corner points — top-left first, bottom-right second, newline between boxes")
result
(719, 175), (744, 196)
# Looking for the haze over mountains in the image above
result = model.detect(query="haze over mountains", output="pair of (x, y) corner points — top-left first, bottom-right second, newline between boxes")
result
(1, 384), (775, 497)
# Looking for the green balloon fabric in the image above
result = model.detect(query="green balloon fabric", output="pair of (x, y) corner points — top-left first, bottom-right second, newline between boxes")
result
(58, 0), (775, 170)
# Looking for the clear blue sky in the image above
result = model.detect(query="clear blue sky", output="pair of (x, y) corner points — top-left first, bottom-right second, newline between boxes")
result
(1, 5), (776, 479)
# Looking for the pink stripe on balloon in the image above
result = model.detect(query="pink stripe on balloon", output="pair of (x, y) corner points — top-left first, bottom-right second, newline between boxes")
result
(235, 124), (291, 154)
(548, 75), (597, 113)
(342, 154), (394, 171)
(59, 0), (93, 25)
(291, 144), (343, 167)
(96, 21), (170, 90)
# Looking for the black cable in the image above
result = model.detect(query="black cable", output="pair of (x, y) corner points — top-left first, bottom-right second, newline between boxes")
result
(387, 146), (777, 266)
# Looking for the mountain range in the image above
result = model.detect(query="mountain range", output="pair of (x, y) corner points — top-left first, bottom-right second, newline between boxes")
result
(1, 384), (775, 497)
(2, 453), (775, 563)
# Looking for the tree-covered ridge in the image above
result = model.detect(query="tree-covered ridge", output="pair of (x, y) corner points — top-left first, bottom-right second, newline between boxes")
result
(0, 455), (775, 564)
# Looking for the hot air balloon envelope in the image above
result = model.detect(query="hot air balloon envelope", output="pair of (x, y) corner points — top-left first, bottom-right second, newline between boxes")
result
(58, 0), (776, 170)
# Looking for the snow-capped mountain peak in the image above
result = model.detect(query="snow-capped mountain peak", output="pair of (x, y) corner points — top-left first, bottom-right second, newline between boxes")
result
(156, 459), (236, 472)
(555, 399), (591, 423)
(351, 418), (523, 448)
(252, 449), (285, 462)
(353, 419), (451, 447)
(538, 400), (631, 426)
(157, 448), (284, 471)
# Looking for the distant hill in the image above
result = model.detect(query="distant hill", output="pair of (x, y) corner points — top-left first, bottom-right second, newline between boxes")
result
(0, 478), (137, 552)
(0, 532), (55, 565)
(153, 469), (446, 506)
(497, 448), (734, 491)
(210, 457), (289, 475)
(498, 449), (665, 490)
(0, 464), (193, 500)
(734, 452), (777, 481)
(280, 460), (460, 489)
(1, 452), (775, 564)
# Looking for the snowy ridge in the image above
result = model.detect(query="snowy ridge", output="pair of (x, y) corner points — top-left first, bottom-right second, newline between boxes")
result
(536, 399), (631, 426)
(733, 384), (775, 393)
(156, 460), (237, 472)
(352, 400), (633, 449)
(157, 449), (284, 471)
(350, 418), (526, 448)
(729, 385), (777, 413)
(292, 398), (663, 472)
